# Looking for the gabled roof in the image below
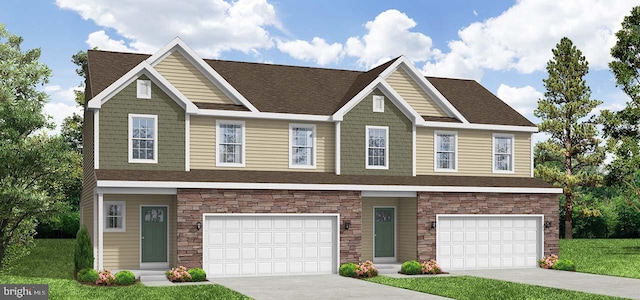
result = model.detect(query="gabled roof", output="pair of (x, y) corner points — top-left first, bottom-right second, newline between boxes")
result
(86, 50), (535, 127)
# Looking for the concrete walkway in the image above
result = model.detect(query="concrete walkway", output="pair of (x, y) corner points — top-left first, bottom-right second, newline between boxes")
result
(453, 268), (640, 300)
(212, 274), (451, 300)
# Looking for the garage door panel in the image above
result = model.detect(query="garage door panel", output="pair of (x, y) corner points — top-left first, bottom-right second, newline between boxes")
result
(204, 215), (337, 277)
(438, 215), (542, 271)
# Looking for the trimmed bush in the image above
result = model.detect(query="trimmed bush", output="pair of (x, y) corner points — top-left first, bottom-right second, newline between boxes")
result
(74, 224), (94, 273)
(339, 263), (357, 278)
(115, 270), (136, 285)
(188, 268), (207, 282)
(77, 268), (99, 283)
(401, 260), (422, 275)
(552, 259), (576, 271)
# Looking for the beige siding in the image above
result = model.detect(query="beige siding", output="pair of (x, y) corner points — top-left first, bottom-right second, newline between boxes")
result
(386, 68), (448, 117)
(190, 117), (335, 172)
(155, 51), (235, 105)
(103, 195), (177, 269)
(361, 197), (416, 262)
(416, 128), (531, 177)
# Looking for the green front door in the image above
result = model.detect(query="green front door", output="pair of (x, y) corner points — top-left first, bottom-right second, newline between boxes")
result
(141, 206), (168, 263)
(374, 207), (395, 257)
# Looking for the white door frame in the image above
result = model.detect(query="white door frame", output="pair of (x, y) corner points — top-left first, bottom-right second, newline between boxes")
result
(435, 214), (545, 269)
(139, 205), (170, 269)
(373, 206), (397, 263)
(202, 213), (341, 277)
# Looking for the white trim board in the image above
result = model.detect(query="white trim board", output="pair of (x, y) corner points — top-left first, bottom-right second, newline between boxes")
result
(96, 180), (563, 194)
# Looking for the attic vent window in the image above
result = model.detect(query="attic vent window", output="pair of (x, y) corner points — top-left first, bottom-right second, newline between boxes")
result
(373, 95), (384, 112)
(137, 80), (151, 99)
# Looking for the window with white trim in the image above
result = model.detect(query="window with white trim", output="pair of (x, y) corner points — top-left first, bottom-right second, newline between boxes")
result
(128, 114), (158, 164)
(216, 120), (245, 166)
(373, 95), (384, 112)
(366, 126), (388, 169)
(289, 124), (316, 168)
(435, 131), (457, 171)
(136, 80), (151, 99)
(493, 133), (514, 173)
(104, 201), (125, 232)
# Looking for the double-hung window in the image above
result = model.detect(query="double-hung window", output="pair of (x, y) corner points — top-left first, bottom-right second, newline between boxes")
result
(366, 126), (388, 169)
(128, 114), (158, 164)
(435, 131), (457, 171)
(104, 201), (125, 232)
(493, 133), (514, 173)
(289, 124), (316, 168)
(216, 120), (245, 167)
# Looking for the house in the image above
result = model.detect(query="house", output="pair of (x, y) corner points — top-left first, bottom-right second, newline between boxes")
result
(80, 37), (561, 277)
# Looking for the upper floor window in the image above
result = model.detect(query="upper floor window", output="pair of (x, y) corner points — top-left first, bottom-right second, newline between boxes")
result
(128, 114), (158, 164)
(137, 79), (151, 99)
(289, 124), (316, 168)
(493, 133), (514, 173)
(216, 120), (245, 167)
(366, 126), (388, 169)
(435, 131), (457, 172)
(373, 95), (384, 112)
(104, 201), (125, 232)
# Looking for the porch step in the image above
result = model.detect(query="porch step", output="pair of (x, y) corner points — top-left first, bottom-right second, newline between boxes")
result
(139, 274), (169, 282)
(376, 263), (402, 275)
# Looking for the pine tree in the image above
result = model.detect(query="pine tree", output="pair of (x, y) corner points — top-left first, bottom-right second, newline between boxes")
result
(534, 37), (605, 239)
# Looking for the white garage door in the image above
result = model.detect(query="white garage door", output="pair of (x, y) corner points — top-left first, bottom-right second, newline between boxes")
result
(203, 214), (338, 277)
(437, 215), (543, 270)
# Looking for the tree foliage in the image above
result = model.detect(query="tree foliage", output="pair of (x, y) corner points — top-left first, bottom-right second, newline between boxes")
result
(601, 6), (640, 211)
(534, 37), (605, 239)
(0, 24), (76, 269)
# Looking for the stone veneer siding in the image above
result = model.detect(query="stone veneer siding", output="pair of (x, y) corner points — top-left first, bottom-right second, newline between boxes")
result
(416, 192), (559, 261)
(176, 189), (362, 268)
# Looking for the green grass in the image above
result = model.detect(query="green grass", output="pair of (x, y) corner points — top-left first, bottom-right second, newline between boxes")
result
(0, 239), (250, 300)
(365, 276), (625, 300)
(560, 239), (640, 279)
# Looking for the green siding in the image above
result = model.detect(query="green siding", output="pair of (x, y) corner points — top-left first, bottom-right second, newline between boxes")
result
(99, 76), (185, 170)
(341, 89), (412, 175)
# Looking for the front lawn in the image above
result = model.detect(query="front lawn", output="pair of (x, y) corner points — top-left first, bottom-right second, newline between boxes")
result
(0, 239), (250, 300)
(365, 276), (624, 300)
(560, 239), (640, 279)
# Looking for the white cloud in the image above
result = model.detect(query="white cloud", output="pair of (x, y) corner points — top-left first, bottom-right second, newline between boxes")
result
(43, 85), (83, 134)
(276, 37), (343, 65)
(496, 84), (543, 118)
(56, 0), (281, 57)
(345, 9), (433, 68)
(422, 0), (636, 79)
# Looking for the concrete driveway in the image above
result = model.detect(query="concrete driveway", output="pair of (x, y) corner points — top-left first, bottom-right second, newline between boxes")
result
(212, 274), (450, 300)
(453, 268), (640, 300)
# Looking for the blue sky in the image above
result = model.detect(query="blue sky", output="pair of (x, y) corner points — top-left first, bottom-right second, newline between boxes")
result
(1, 0), (638, 136)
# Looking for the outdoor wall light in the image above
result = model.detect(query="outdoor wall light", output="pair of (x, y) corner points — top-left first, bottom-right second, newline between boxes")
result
(544, 221), (552, 229)
(344, 222), (351, 230)
(196, 221), (202, 231)
(431, 221), (437, 229)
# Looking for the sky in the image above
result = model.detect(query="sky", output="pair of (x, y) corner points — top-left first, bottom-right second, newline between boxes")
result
(1, 0), (638, 138)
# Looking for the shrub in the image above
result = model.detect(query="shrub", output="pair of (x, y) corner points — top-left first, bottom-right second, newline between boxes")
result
(552, 259), (576, 271)
(188, 268), (207, 282)
(77, 268), (99, 283)
(400, 260), (422, 275)
(115, 270), (136, 285)
(339, 263), (357, 278)
(74, 224), (94, 273)
(166, 266), (191, 282)
(421, 259), (442, 274)
(96, 269), (116, 286)
(538, 254), (559, 269)
(355, 260), (378, 278)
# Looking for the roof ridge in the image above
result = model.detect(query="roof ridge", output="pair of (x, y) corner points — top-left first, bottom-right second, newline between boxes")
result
(426, 75), (476, 82)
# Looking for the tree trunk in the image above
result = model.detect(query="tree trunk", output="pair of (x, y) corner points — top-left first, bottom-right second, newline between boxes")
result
(564, 193), (573, 239)
(0, 242), (6, 271)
